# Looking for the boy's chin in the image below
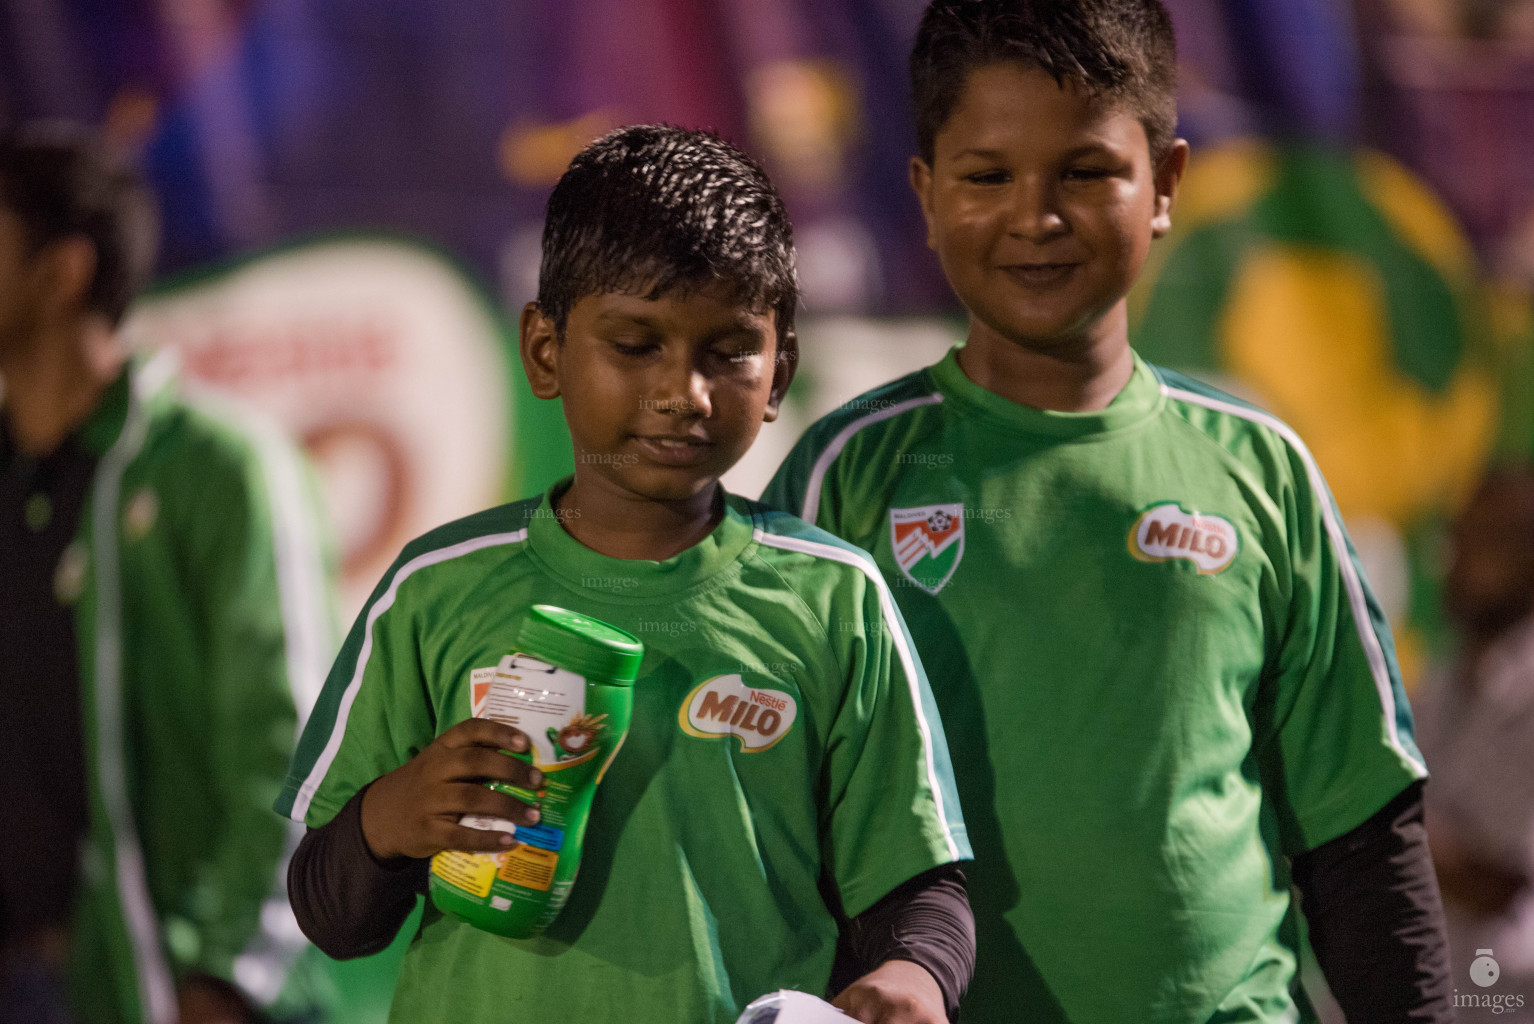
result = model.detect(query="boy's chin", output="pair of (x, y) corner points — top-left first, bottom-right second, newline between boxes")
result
(611, 466), (724, 505)
(976, 318), (1125, 358)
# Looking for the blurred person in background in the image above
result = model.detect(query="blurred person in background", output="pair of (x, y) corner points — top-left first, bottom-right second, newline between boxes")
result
(1419, 464), (1534, 1017)
(0, 123), (334, 1024)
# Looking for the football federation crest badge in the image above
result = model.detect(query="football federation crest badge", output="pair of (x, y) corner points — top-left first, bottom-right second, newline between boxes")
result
(890, 503), (964, 595)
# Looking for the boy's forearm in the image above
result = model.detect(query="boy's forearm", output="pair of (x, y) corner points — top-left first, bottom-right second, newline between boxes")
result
(831, 863), (975, 1021)
(288, 783), (427, 960)
(1292, 781), (1454, 1023)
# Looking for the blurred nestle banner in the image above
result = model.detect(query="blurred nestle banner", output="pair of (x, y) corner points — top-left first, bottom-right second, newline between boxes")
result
(122, 236), (572, 619)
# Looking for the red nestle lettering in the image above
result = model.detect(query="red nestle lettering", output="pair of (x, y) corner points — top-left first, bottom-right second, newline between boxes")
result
(179, 320), (398, 390)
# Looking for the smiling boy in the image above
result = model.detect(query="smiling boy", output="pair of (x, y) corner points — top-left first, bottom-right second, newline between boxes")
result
(277, 125), (974, 1024)
(765, 3), (1455, 1022)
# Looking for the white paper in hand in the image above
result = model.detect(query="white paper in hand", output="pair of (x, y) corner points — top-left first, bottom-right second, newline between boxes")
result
(735, 990), (848, 1024)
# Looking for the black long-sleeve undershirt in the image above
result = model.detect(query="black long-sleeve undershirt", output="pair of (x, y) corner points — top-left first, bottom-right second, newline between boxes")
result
(294, 778), (1448, 1022)
(826, 863), (975, 1020)
(1291, 781), (1455, 1023)
(289, 786), (976, 1018)
(288, 785), (427, 961)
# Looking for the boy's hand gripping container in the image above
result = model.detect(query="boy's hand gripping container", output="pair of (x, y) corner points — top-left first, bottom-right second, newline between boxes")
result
(429, 604), (643, 938)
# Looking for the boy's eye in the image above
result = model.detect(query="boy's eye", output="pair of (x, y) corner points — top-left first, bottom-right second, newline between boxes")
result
(1064, 166), (1113, 182)
(611, 339), (658, 357)
(964, 169), (1011, 185)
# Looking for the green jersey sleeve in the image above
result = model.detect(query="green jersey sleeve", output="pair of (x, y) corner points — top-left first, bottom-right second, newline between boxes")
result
(1257, 438), (1428, 853)
(277, 544), (439, 829)
(761, 432), (820, 526)
(824, 565), (971, 916)
(762, 424), (832, 529)
(761, 372), (941, 533)
(752, 514), (971, 917)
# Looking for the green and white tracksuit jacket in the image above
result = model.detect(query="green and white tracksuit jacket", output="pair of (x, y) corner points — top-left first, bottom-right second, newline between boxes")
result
(58, 353), (334, 1024)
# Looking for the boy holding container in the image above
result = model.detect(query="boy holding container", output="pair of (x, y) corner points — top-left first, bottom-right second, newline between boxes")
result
(279, 124), (975, 1024)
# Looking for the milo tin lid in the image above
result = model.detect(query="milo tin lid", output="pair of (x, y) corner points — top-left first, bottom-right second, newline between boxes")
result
(518, 605), (644, 686)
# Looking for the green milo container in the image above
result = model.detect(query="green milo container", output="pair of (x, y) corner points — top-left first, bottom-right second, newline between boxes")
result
(429, 605), (642, 939)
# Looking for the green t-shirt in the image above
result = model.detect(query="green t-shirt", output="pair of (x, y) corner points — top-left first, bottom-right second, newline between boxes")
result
(276, 484), (969, 1024)
(763, 348), (1426, 1024)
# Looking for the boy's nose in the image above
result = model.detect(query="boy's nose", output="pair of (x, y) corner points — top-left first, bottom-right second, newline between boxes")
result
(1006, 180), (1067, 241)
(653, 367), (711, 419)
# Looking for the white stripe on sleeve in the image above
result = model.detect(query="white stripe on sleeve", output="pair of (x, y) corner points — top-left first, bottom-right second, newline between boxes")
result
(1161, 384), (1426, 777)
(753, 528), (963, 859)
(799, 394), (943, 525)
(287, 529), (530, 823)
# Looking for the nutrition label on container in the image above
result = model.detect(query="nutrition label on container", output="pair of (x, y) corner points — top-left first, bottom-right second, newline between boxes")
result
(470, 653), (588, 766)
(459, 651), (608, 842)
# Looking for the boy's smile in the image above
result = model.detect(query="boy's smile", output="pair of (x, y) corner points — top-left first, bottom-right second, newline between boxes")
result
(521, 284), (792, 557)
(911, 62), (1185, 370)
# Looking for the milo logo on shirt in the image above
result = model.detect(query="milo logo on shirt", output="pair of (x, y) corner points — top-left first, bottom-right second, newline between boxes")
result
(680, 675), (797, 752)
(1130, 503), (1239, 574)
(890, 503), (964, 595)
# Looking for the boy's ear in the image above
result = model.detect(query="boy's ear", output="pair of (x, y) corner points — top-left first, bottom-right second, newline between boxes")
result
(1151, 139), (1190, 239)
(909, 156), (938, 250)
(519, 301), (562, 400)
(35, 236), (97, 318)
(763, 328), (798, 424)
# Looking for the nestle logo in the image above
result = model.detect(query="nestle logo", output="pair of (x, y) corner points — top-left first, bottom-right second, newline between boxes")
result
(678, 675), (797, 752)
(1129, 503), (1238, 574)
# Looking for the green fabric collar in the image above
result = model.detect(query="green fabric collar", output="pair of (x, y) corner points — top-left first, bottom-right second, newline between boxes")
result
(77, 369), (132, 456)
(927, 345), (1163, 438)
(526, 478), (757, 600)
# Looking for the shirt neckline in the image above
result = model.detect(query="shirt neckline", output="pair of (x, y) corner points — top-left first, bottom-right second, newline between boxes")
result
(927, 345), (1163, 437)
(525, 479), (758, 601)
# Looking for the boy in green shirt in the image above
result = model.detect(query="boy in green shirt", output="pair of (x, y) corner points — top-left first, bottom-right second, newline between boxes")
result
(278, 124), (974, 1024)
(765, 3), (1455, 1021)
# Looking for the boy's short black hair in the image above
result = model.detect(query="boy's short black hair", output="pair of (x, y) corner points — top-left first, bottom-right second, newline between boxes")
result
(0, 122), (159, 326)
(537, 124), (797, 349)
(911, 0), (1178, 164)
